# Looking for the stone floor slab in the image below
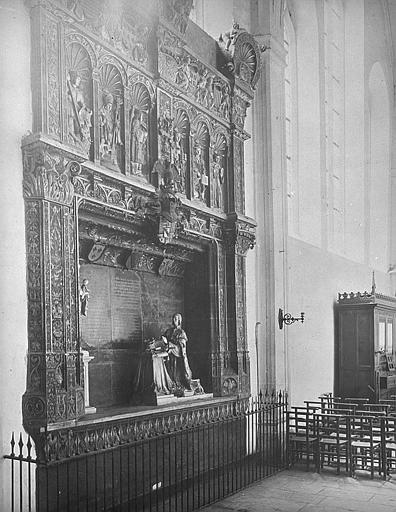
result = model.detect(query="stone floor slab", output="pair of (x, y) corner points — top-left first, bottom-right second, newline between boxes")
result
(202, 469), (396, 512)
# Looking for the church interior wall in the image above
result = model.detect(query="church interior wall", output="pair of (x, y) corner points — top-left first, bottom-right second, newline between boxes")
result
(0, 0), (32, 504)
(1, 0), (396, 508)
(284, 0), (395, 405)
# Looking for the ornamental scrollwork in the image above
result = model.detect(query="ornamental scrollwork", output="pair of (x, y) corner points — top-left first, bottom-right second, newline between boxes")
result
(40, 398), (241, 461)
(23, 147), (81, 205)
(218, 22), (264, 91)
(224, 221), (256, 256)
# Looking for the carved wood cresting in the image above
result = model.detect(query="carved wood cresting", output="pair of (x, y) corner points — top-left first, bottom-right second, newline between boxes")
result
(23, 0), (262, 438)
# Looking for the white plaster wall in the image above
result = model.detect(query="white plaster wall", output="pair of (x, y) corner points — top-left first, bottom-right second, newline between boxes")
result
(344, 0), (365, 263)
(295, 0), (321, 248)
(0, 0), (31, 509)
(285, 0), (394, 406)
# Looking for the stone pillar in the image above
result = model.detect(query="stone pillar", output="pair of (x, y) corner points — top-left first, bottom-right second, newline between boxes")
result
(80, 349), (96, 414)
(22, 138), (84, 433)
(251, 1), (288, 392)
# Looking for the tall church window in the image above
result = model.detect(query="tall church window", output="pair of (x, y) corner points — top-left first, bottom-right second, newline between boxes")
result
(284, 8), (299, 235)
(324, 0), (345, 251)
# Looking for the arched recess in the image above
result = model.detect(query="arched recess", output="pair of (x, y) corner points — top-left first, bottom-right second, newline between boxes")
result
(368, 61), (391, 270)
(211, 131), (227, 211)
(172, 108), (190, 195)
(98, 63), (125, 173)
(192, 120), (210, 205)
(130, 82), (151, 180)
(65, 42), (93, 157)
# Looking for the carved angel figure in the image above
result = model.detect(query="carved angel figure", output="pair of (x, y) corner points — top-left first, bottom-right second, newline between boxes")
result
(219, 21), (241, 52)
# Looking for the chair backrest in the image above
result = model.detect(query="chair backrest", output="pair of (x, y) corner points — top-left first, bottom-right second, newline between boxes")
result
(287, 409), (318, 438)
(315, 412), (349, 442)
(363, 403), (391, 414)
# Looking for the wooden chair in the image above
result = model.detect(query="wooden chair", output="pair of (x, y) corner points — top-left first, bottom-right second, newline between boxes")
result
(380, 416), (396, 477)
(315, 412), (350, 475)
(362, 403), (391, 414)
(350, 415), (381, 479)
(287, 409), (320, 471)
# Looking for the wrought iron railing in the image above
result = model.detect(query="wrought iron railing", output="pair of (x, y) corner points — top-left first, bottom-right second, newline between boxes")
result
(4, 391), (287, 512)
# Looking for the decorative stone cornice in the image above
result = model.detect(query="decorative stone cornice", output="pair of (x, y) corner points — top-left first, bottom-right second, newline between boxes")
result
(38, 397), (245, 462)
(218, 23), (266, 94)
(224, 215), (257, 256)
(22, 138), (83, 205)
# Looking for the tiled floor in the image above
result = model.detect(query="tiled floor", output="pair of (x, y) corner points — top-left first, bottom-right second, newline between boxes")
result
(202, 469), (396, 512)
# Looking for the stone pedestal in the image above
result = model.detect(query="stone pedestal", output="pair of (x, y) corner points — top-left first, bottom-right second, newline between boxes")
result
(81, 349), (96, 414)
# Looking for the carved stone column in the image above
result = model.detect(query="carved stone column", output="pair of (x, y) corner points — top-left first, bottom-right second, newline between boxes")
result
(22, 138), (84, 432)
(80, 349), (96, 414)
(224, 219), (256, 396)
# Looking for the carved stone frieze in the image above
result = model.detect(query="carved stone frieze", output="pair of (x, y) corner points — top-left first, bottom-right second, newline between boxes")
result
(160, 0), (193, 35)
(40, 398), (245, 462)
(158, 257), (185, 278)
(158, 27), (231, 123)
(23, 144), (81, 205)
(55, 0), (152, 69)
(224, 219), (256, 256)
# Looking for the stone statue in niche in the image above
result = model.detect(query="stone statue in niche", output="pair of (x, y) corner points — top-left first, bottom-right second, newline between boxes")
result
(212, 153), (224, 209)
(79, 278), (90, 316)
(152, 155), (175, 191)
(162, 313), (192, 394)
(193, 145), (208, 202)
(130, 108), (148, 176)
(99, 92), (123, 169)
(158, 101), (173, 162)
(66, 70), (92, 152)
(134, 313), (203, 401)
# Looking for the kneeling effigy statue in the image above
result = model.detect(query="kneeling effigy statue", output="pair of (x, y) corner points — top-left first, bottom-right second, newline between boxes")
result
(162, 313), (192, 395)
(133, 313), (204, 404)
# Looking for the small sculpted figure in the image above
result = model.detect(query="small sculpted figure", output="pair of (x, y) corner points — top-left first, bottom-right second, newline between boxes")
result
(80, 278), (90, 317)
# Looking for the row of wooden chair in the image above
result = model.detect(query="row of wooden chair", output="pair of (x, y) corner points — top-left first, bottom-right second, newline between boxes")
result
(286, 403), (396, 479)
